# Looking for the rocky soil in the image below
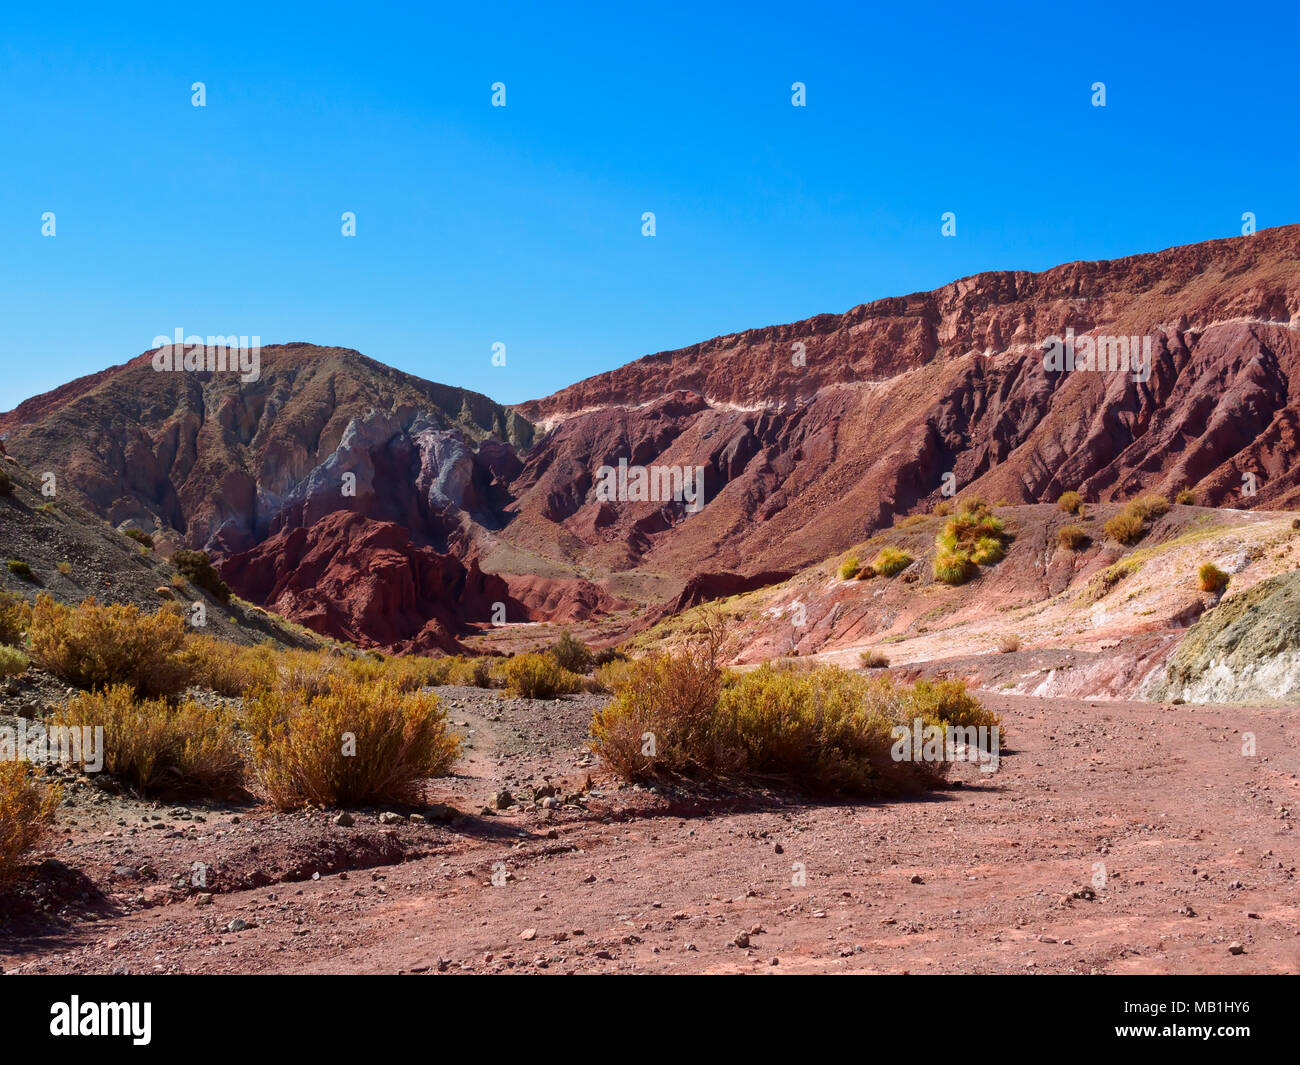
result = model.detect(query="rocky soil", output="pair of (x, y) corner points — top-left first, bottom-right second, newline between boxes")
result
(3, 684), (1296, 975)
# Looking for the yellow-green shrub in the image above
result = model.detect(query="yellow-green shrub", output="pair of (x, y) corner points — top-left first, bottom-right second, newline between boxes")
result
(0, 762), (61, 884)
(839, 556), (861, 580)
(900, 677), (1004, 744)
(933, 550), (978, 585)
(0, 590), (30, 647)
(54, 685), (245, 798)
(1104, 509), (1146, 545)
(1129, 494), (1170, 521)
(1176, 488), (1196, 505)
(1057, 490), (1084, 514)
(590, 652), (728, 779)
(245, 677), (459, 809)
(504, 653), (582, 699)
(0, 645), (30, 678)
(1197, 562), (1229, 593)
(1057, 523), (1090, 550)
(873, 546), (913, 577)
(29, 595), (189, 697)
(713, 666), (948, 794)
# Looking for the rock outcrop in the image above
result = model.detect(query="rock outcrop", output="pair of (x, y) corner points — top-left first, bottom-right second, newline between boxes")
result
(1145, 569), (1300, 704)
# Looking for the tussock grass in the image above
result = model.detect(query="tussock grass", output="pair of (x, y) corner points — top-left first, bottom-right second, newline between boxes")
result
(1057, 524), (1090, 550)
(873, 546), (913, 577)
(1057, 490), (1084, 514)
(1197, 562), (1229, 593)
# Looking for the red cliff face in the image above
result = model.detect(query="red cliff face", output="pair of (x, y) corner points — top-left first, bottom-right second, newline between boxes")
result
(508, 225), (1300, 579)
(219, 511), (512, 654)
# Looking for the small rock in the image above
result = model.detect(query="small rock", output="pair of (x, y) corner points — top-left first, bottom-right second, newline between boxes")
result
(733, 931), (750, 948)
(520, 928), (537, 941)
(1228, 941), (1245, 955)
(333, 812), (354, 827)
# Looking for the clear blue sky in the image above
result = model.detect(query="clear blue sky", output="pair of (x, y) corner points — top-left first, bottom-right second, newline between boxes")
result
(1, 0), (1296, 412)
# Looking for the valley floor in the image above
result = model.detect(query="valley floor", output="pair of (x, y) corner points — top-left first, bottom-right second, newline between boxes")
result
(2, 688), (1297, 975)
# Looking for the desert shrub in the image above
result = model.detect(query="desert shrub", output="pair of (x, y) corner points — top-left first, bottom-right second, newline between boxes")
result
(957, 495), (989, 516)
(1057, 490), (1084, 514)
(245, 677), (459, 809)
(446, 655), (499, 688)
(179, 636), (275, 696)
(1129, 494), (1170, 521)
(1104, 509), (1146, 545)
(838, 556), (861, 580)
(0, 469), (11, 497)
(171, 550), (231, 604)
(1176, 488), (1196, 505)
(713, 666), (949, 794)
(0, 763), (61, 884)
(122, 528), (154, 549)
(504, 652), (583, 699)
(593, 657), (634, 693)
(549, 630), (593, 674)
(55, 685), (244, 798)
(932, 500), (953, 516)
(873, 546), (913, 577)
(0, 590), (31, 647)
(900, 677), (1003, 744)
(56, 561), (72, 576)
(592, 646), (628, 668)
(933, 550), (978, 585)
(0, 646), (30, 678)
(28, 595), (189, 697)
(996, 634), (1021, 654)
(7, 560), (33, 581)
(859, 649), (890, 668)
(590, 652), (728, 779)
(1197, 562), (1230, 593)
(1057, 524), (1090, 550)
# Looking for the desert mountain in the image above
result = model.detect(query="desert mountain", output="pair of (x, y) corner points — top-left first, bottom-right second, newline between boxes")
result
(3, 226), (1298, 650)
(510, 224), (1300, 581)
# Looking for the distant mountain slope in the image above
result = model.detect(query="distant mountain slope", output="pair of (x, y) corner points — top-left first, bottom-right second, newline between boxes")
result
(510, 225), (1300, 579)
(0, 343), (534, 556)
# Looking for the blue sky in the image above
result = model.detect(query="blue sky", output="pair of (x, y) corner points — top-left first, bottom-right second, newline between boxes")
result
(1, 0), (1296, 412)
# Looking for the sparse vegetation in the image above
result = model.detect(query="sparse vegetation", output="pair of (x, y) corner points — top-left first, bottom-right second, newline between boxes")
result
(1057, 523), (1090, 550)
(933, 510), (1009, 585)
(549, 630), (593, 674)
(56, 561), (72, 576)
(1104, 509), (1147, 545)
(0, 590), (30, 647)
(1129, 494), (1171, 522)
(1057, 490), (1084, 514)
(873, 546), (913, 577)
(1176, 488), (1196, 505)
(7, 560), (34, 581)
(28, 594), (189, 698)
(838, 556), (861, 580)
(859, 649), (890, 668)
(591, 630), (999, 796)
(0, 763), (61, 884)
(171, 550), (231, 604)
(1197, 562), (1230, 593)
(0, 645), (29, 678)
(245, 676), (459, 809)
(504, 653), (583, 699)
(122, 528), (154, 549)
(55, 685), (245, 798)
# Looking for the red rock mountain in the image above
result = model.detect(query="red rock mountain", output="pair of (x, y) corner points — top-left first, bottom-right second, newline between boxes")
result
(510, 224), (1300, 580)
(3, 226), (1298, 648)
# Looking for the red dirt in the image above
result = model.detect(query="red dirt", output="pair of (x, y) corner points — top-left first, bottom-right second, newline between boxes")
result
(4, 688), (1295, 975)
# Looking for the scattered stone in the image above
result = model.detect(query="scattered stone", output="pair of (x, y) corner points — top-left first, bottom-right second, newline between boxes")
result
(1228, 941), (1245, 955)
(333, 812), (354, 827)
